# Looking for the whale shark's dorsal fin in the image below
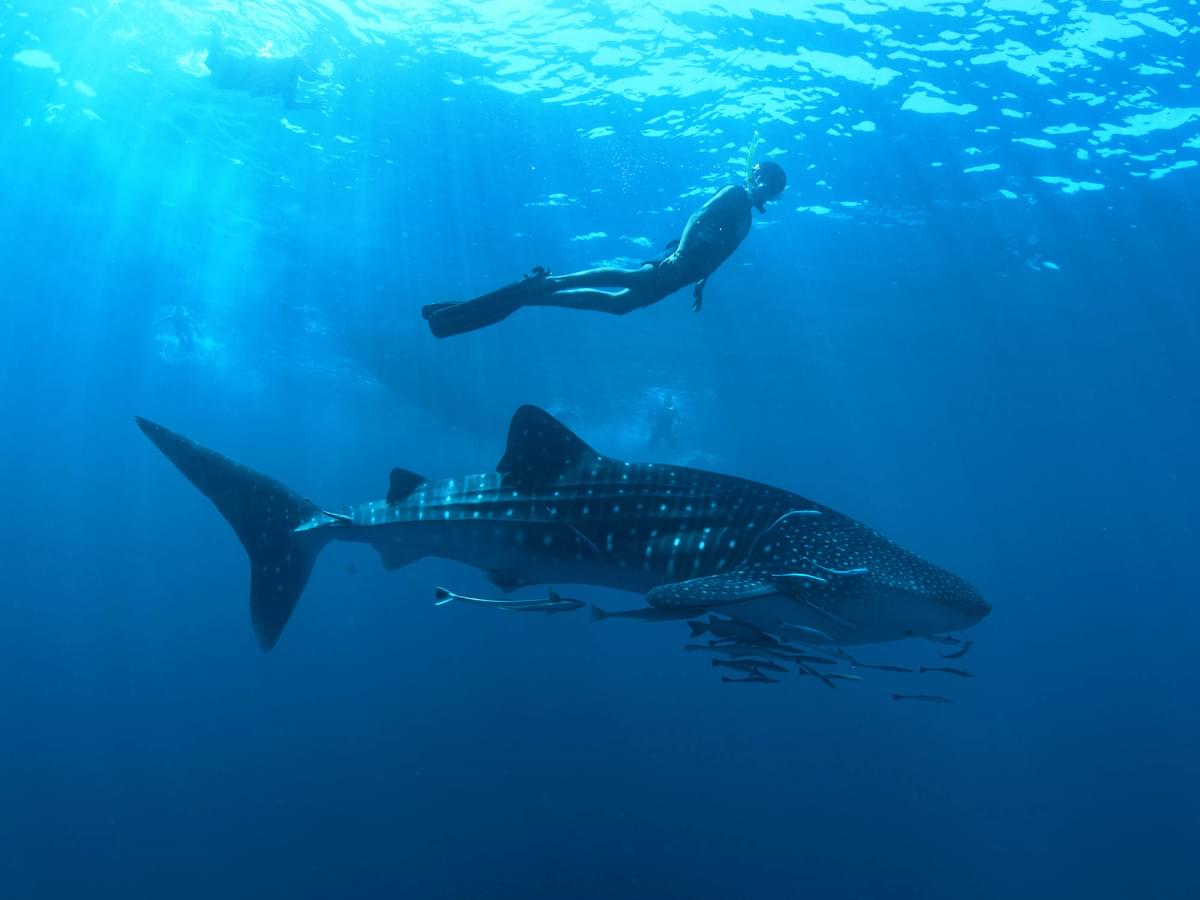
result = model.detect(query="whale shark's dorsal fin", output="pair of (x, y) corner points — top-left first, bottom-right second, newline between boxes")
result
(387, 467), (425, 504)
(497, 405), (599, 488)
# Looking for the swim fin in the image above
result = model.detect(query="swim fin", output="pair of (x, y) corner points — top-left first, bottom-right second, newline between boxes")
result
(422, 302), (460, 320)
(425, 268), (551, 339)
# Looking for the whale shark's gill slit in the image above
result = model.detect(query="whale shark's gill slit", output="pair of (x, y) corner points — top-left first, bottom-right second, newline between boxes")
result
(547, 506), (601, 557)
(743, 508), (822, 560)
(805, 600), (858, 631)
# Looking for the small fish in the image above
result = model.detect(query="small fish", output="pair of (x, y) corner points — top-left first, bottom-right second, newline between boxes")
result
(919, 665), (974, 678)
(795, 661), (837, 689)
(591, 604), (698, 623)
(686, 643), (773, 660)
(939, 640), (974, 659)
(852, 662), (914, 673)
(821, 672), (864, 683)
(709, 642), (833, 665)
(434, 586), (584, 614)
(721, 674), (781, 684)
(893, 693), (953, 704)
(711, 658), (789, 674)
(777, 621), (836, 644)
(686, 643), (766, 659)
(923, 634), (963, 646)
(786, 653), (837, 666)
(689, 615), (780, 647)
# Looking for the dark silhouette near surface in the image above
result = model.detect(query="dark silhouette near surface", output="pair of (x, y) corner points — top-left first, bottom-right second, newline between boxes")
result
(423, 161), (787, 338)
(206, 26), (321, 109)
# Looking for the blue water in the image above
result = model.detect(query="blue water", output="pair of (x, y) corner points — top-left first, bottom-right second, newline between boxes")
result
(3, 2), (1198, 898)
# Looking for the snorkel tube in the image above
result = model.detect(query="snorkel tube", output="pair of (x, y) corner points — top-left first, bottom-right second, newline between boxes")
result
(744, 131), (761, 185)
(744, 131), (766, 211)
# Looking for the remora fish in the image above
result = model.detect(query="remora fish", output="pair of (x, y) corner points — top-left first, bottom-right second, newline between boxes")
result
(853, 663), (914, 673)
(700, 642), (834, 665)
(845, 653), (914, 673)
(924, 634), (963, 646)
(689, 615), (780, 646)
(919, 665), (974, 678)
(796, 661), (838, 689)
(939, 640), (974, 660)
(710, 658), (789, 674)
(434, 586), (583, 614)
(135, 405), (990, 651)
(780, 652), (837, 666)
(892, 693), (954, 704)
(684, 644), (784, 660)
(776, 622), (836, 644)
(721, 674), (781, 684)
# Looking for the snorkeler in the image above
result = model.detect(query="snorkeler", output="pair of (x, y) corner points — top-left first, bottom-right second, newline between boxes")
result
(648, 396), (682, 450)
(422, 159), (787, 339)
(206, 25), (321, 110)
(156, 306), (200, 353)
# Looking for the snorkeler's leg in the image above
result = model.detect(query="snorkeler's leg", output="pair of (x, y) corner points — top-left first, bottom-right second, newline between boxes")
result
(545, 265), (652, 290)
(520, 263), (665, 313)
(525, 286), (658, 315)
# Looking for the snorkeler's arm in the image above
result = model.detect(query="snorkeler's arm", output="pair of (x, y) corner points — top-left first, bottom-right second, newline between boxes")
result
(281, 58), (324, 109)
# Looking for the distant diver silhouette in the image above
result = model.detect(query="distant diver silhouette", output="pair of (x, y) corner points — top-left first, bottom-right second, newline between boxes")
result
(206, 25), (321, 110)
(648, 397), (682, 450)
(156, 306), (200, 353)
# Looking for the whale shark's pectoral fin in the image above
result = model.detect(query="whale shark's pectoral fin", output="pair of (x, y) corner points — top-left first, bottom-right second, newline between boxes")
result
(647, 570), (779, 610)
(373, 544), (422, 571)
(497, 405), (604, 489)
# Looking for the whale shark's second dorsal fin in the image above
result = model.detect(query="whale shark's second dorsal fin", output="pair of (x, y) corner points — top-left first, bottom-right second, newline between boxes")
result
(387, 467), (425, 504)
(497, 405), (599, 488)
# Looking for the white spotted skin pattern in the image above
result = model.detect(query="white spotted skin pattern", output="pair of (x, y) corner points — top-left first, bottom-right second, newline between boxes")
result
(307, 459), (796, 592)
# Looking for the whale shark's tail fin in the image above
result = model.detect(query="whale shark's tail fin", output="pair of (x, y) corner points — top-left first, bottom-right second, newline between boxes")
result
(134, 417), (329, 651)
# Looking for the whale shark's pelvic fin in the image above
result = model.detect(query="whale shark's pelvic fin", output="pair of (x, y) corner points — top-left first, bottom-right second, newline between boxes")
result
(496, 405), (601, 489)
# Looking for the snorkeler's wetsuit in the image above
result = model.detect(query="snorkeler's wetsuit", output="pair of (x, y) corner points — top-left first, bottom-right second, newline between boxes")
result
(423, 184), (755, 338)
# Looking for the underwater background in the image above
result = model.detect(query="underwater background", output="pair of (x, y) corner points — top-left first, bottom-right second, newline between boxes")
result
(2, 1), (1198, 898)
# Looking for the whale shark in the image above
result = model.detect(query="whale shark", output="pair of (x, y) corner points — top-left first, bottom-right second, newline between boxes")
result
(135, 405), (990, 651)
